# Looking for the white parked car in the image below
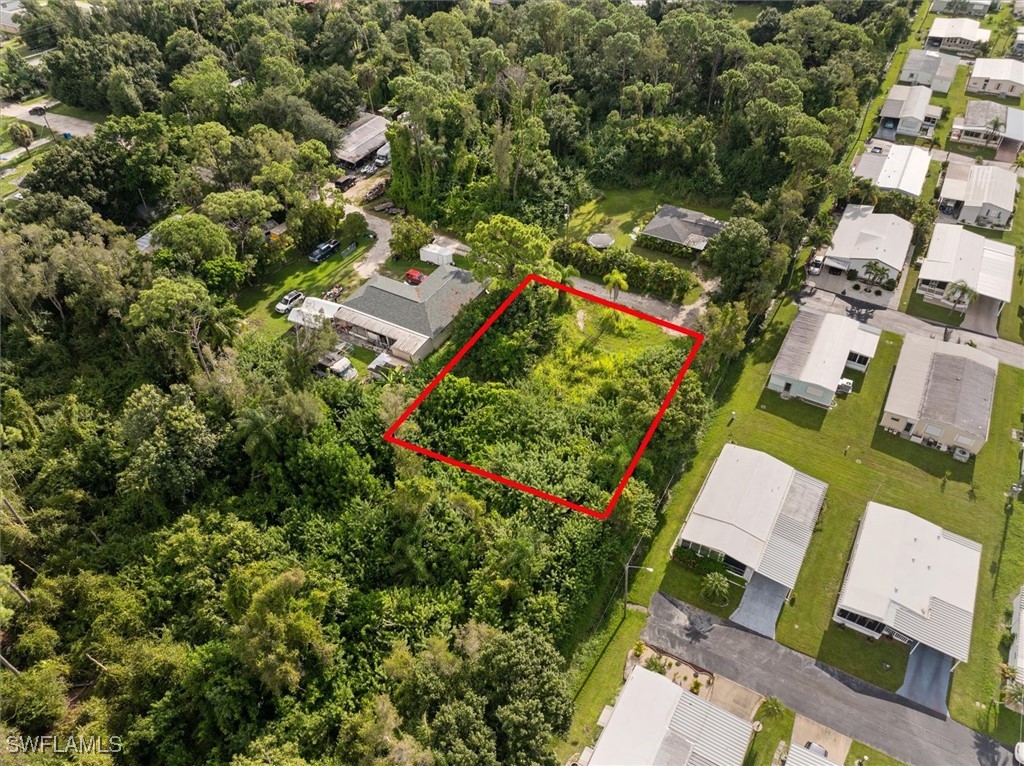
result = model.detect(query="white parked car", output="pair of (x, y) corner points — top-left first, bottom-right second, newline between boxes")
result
(807, 255), (824, 276)
(1014, 741), (1024, 764)
(275, 290), (304, 314)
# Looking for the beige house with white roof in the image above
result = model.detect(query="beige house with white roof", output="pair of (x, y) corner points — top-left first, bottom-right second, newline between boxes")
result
(854, 142), (931, 197)
(767, 308), (882, 407)
(917, 224), (1015, 316)
(877, 85), (942, 139)
(823, 204), (914, 283)
(927, 17), (992, 53)
(676, 445), (827, 596)
(881, 335), (999, 457)
(834, 503), (981, 666)
(967, 58), (1024, 97)
(938, 164), (1018, 228)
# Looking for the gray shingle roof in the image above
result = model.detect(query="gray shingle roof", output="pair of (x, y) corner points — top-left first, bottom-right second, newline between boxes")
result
(341, 265), (482, 339)
(921, 352), (998, 440)
(642, 205), (724, 250)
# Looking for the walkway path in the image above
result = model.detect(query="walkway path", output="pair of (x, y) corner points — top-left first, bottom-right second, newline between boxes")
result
(571, 278), (704, 330)
(643, 592), (1014, 766)
(345, 204), (392, 279)
(0, 136), (50, 164)
(796, 288), (1024, 369)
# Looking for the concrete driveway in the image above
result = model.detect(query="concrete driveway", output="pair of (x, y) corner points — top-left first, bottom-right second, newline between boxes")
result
(792, 715), (851, 764)
(729, 573), (788, 639)
(345, 204), (391, 279)
(2, 100), (97, 137)
(897, 644), (953, 716)
(961, 295), (1001, 337)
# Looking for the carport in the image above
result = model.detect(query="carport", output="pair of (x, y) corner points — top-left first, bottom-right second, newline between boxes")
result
(897, 643), (954, 716)
(729, 573), (789, 639)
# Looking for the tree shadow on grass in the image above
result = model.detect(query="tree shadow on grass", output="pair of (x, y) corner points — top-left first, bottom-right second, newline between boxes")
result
(755, 389), (828, 432)
(869, 427), (976, 482)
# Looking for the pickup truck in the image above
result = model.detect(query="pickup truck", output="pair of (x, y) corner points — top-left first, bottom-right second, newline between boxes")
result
(308, 238), (341, 264)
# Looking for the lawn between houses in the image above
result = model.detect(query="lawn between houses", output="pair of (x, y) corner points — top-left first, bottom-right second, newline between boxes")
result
(557, 296), (1024, 757)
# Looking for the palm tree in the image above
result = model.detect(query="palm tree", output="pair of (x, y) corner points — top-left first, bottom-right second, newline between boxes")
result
(863, 260), (890, 287)
(760, 696), (785, 719)
(6, 122), (33, 156)
(550, 261), (579, 308)
(985, 116), (1005, 149)
(700, 572), (730, 607)
(602, 268), (629, 302)
(1001, 683), (1024, 744)
(943, 279), (978, 314)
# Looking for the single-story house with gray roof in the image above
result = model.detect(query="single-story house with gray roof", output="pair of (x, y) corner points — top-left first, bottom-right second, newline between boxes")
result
(332, 265), (483, 362)
(1009, 586), (1024, 685)
(641, 205), (724, 252)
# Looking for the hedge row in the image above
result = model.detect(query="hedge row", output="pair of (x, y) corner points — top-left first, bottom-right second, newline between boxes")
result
(551, 239), (697, 303)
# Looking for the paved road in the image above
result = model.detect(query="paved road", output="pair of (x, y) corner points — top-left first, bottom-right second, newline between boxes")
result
(0, 136), (51, 164)
(796, 288), (1024, 369)
(643, 592), (1015, 766)
(1, 99), (97, 137)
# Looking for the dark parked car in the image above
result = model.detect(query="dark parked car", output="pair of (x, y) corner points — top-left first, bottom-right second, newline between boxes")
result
(334, 176), (357, 192)
(28, 106), (46, 116)
(308, 238), (341, 264)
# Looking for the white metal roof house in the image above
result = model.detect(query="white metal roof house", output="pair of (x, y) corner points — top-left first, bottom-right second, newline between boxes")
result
(927, 17), (993, 53)
(1009, 586), (1024, 685)
(951, 100), (1024, 152)
(286, 297), (343, 329)
(785, 747), (836, 766)
(967, 58), (1024, 98)
(675, 444), (827, 597)
(767, 309), (882, 408)
(880, 335), (999, 457)
(0, 0), (22, 33)
(899, 49), (960, 94)
(931, 0), (1001, 15)
(834, 502), (981, 666)
(589, 665), (755, 766)
(334, 112), (392, 167)
(823, 204), (914, 282)
(917, 224), (1015, 320)
(877, 85), (942, 140)
(854, 141), (932, 197)
(938, 163), (1018, 228)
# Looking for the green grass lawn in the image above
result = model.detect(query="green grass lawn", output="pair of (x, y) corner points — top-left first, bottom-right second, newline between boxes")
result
(379, 257), (438, 281)
(554, 610), (647, 764)
(561, 293), (1024, 752)
(899, 265), (967, 328)
(845, 742), (907, 766)
(929, 65), (1016, 151)
(0, 140), (53, 197)
(0, 117), (45, 154)
(44, 102), (108, 124)
(660, 560), (744, 620)
(568, 188), (731, 251)
(745, 701), (796, 766)
(235, 239), (372, 339)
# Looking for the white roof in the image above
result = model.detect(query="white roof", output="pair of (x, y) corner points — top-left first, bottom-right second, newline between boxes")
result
(854, 142), (931, 196)
(902, 49), (960, 81)
(939, 163), (1018, 214)
(420, 243), (455, 258)
(883, 334), (999, 441)
(826, 204), (914, 271)
(837, 503), (981, 662)
(929, 16), (992, 43)
(881, 84), (933, 122)
(286, 297), (341, 329)
(679, 445), (827, 590)
(590, 666), (754, 766)
(971, 57), (1024, 85)
(920, 224), (1016, 303)
(771, 309), (881, 393)
(1012, 586), (1024, 683)
(335, 112), (391, 164)
(785, 747), (836, 766)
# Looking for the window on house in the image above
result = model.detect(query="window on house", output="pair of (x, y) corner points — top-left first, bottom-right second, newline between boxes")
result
(890, 416), (901, 422)
(954, 435), (976, 447)
(783, 382), (792, 393)
(903, 422), (914, 434)
(847, 352), (869, 366)
(924, 425), (944, 437)
(836, 608), (885, 634)
(805, 385), (825, 398)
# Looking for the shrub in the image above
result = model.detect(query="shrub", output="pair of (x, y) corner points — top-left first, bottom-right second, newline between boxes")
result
(846, 268), (859, 280)
(689, 679), (702, 694)
(550, 237), (697, 302)
(633, 640), (645, 657)
(883, 277), (898, 291)
(644, 655), (667, 675)
(874, 289), (882, 296)
(852, 283), (861, 291)
(673, 545), (727, 576)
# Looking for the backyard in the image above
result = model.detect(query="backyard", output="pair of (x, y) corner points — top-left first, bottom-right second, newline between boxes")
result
(235, 238), (373, 339)
(558, 295), (1024, 756)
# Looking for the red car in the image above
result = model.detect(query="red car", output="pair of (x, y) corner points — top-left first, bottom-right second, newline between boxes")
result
(404, 269), (425, 285)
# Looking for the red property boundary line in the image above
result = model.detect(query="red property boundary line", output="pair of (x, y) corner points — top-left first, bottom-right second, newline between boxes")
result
(382, 274), (704, 521)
